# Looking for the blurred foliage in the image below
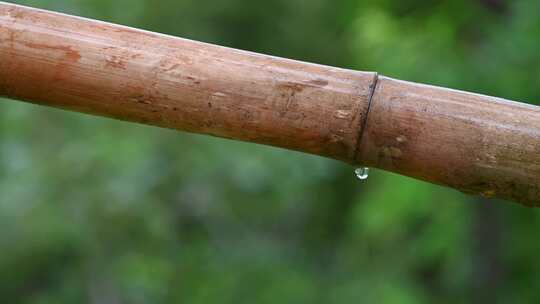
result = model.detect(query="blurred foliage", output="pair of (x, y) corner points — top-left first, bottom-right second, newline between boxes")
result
(1, 0), (540, 303)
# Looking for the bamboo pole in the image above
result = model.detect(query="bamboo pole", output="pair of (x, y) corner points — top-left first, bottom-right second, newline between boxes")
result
(1, 2), (539, 207)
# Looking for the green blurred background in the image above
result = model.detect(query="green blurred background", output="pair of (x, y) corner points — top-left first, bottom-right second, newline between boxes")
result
(2, 0), (540, 303)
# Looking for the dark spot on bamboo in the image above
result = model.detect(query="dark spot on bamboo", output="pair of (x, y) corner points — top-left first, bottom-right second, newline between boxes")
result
(8, 7), (25, 19)
(23, 42), (81, 62)
(186, 76), (201, 84)
(308, 78), (329, 87)
(278, 82), (305, 93)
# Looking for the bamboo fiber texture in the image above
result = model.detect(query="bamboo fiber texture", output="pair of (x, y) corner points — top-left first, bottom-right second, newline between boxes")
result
(1, 2), (539, 206)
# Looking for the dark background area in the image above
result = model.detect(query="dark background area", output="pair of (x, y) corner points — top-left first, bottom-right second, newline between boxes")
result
(1, 0), (540, 302)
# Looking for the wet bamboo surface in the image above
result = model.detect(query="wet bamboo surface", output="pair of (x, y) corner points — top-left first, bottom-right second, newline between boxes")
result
(1, 2), (539, 206)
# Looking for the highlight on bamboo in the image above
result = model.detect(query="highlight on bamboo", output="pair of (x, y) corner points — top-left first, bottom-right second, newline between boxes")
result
(1, 2), (539, 206)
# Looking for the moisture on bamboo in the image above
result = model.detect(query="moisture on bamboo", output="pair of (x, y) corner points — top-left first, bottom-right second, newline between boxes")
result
(1, 2), (539, 206)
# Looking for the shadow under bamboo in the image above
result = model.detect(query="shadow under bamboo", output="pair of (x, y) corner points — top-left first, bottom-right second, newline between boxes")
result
(1, 2), (539, 206)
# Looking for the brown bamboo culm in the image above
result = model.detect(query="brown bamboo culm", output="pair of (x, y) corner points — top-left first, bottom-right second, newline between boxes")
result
(1, 2), (539, 207)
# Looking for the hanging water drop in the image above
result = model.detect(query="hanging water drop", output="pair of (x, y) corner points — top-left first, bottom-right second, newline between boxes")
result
(355, 167), (370, 180)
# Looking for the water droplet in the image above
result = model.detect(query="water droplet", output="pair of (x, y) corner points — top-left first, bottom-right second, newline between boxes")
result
(355, 167), (369, 180)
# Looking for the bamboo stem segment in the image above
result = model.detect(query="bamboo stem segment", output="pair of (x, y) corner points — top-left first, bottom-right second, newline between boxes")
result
(1, 2), (539, 206)
(359, 77), (540, 206)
